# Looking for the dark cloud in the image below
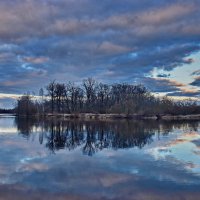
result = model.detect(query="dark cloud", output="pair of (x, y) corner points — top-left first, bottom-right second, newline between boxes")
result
(135, 77), (186, 93)
(190, 76), (200, 87)
(191, 70), (200, 76)
(0, 0), (199, 106)
(157, 74), (170, 78)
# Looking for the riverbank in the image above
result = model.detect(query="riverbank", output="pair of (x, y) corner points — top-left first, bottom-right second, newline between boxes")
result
(44, 113), (200, 120)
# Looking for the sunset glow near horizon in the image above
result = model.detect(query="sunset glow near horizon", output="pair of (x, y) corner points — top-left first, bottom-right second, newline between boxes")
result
(0, 0), (200, 108)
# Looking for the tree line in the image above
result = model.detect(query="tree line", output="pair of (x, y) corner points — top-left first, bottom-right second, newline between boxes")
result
(15, 78), (200, 116)
(0, 108), (14, 114)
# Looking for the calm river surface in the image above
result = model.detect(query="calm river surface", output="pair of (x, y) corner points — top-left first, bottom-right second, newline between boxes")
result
(0, 116), (200, 200)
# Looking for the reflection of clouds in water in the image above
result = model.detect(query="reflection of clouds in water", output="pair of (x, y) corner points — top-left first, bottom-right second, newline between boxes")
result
(1, 117), (200, 199)
(0, 127), (17, 134)
(146, 131), (200, 176)
(193, 150), (200, 156)
(0, 135), (48, 185)
(0, 117), (17, 134)
(0, 184), (94, 200)
(20, 153), (47, 164)
(192, 139), (200, 148)
(92, 147), (200, 186)
(16, 163), (49, 173)
(103, 174), (129, 187)
(146, 147), (172, 160)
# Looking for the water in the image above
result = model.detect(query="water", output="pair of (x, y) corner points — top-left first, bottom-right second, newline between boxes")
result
(0, 116), (200, 199)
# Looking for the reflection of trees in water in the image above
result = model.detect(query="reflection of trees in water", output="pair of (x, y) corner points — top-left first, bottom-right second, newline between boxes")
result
(15, 118), (200, 156)
(15, 117), (39, 138)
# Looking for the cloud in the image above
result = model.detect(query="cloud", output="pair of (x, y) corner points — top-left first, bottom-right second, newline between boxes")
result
(0, 0), (200, 107)
(190, 76), (200, 86)
(167, 91), (200, 98)
(183, 58), (195, 64)
(166, 86), (200, 98)
(157, 74), (170, 78)
(191, 70), (200, 76)
(136, 3), (196, 26)
(97, 41), (131, 55)
(135, 77), (185, 93)
(1, 80), (30, 87)
(22, 56), (49, 64)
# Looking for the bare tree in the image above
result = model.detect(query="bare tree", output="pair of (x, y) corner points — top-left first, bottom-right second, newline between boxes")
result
(46, 81), (56, 113)
(39, 88), (45, 114)
(83, 78), (97, 112)
(55, 83), (66, 113)
(16, 95), (37, 116)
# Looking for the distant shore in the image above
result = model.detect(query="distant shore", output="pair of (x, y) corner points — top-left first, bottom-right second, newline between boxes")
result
(42, 113), (200, 120)
(2, 112), (200, 120)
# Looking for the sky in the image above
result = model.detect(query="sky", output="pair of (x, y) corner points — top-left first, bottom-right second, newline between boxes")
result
(0, 0), (200, 108)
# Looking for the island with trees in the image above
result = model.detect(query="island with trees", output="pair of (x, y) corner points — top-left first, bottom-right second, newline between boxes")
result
(15, 78), (200, 120)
